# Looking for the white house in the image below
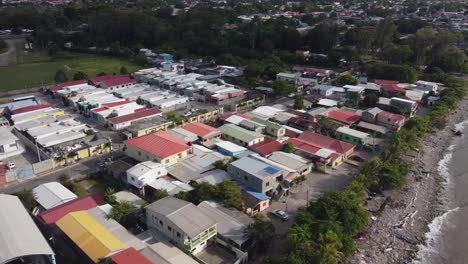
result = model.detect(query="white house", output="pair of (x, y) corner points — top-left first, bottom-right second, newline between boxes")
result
(0, 127), (25, 159)
(126, 161), (168, 194)
(416, 80), (439, 93)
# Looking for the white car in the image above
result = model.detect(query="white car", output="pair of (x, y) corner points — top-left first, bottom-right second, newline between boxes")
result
(191, 108), (199, 113)
(271, 210), (289, 221)
(7, 163), (15, 169)
(182, 112), (192, 117)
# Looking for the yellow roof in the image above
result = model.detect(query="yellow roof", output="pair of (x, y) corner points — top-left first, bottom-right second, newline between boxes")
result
(56, 211), (125, 263)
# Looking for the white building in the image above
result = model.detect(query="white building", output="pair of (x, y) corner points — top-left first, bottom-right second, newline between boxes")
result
(32, 182), (77, 210)
(0, 127), (25, 159)
(416, 80), (439, 93)
(126, 161), (168, 192)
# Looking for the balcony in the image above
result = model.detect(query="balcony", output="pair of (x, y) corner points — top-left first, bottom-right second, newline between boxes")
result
(185, 227), (217, 249)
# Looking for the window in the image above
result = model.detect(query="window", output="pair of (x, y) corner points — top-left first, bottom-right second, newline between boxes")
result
(165, 159), (169, 163)
(138, 151), (141, 156)
(178, 153), (182, 158)
(159, 220), (163, 226)
(244, 176), (248, 181)
(177, 232), (181, 238)
(168, 226), (172, 231)
(266, 182), (270, 187)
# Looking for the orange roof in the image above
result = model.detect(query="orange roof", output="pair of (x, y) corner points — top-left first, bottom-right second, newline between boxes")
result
(182, 122), (220, 138)
(125, 131), (191, 159)
(110, 247), (152, 264)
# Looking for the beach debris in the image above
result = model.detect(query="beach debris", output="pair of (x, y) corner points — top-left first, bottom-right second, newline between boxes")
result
(371, 216), (377, 221)
(384, 248), (393, 252)
(394, 230), (419, 245)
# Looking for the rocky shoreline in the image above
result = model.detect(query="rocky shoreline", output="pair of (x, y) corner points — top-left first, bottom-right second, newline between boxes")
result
(349, 98), (468, 264)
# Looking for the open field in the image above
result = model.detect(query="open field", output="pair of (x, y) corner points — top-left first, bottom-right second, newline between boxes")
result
(0, 40), (143, 91)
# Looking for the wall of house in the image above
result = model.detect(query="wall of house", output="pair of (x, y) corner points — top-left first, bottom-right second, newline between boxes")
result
(147, 211), (187, 248)
(361, 112), (377, 123)
(134, 123), (171, 137)
(376, 115), (403, 131)
(335, 132), (362, 145)
(227, 165), (277, 194)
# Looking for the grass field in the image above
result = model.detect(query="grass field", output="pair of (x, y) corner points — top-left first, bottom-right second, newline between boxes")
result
(0, 42), (143, 91)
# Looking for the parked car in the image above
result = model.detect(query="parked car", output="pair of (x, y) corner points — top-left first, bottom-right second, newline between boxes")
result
(271, 210), (289, 221)
(182, 111), (192, 117)
(7, 163), (15, 169)
(191, 108), (199, 113)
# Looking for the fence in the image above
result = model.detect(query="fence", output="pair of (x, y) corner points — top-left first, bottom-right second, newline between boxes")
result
(11, 129), (50, 161)
(33, 159), (55, 174)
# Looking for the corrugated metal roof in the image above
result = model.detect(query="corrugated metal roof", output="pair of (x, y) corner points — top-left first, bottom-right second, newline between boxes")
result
(0, 194), (54, 263)
(219, 124), (264, 143)
(33, 182), (78, 210)
(125, 130), (190, 159)
(56, 211), (125, 262)
(110, 247), (152, 264)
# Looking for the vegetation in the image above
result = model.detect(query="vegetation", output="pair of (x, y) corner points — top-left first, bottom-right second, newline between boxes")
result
(104, 187), (117, 205)
(151, 189), (169, 202)
(281, 142), (295, 153)
(107, 201), (137, 228)
(271, 80), (290, 96)
(181, 181), (244, 210)
(245, 215), (275, 253)
(15, 190), (36, 211)
(367, 63), (418, 83)
(293, 96), (305, 110)
(0, 39), (7, 53)
(333, 74), (357, 86)
(213, 158), (231, 170)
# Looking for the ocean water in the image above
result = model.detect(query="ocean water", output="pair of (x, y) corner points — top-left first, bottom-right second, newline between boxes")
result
(415, 119), (468, 264)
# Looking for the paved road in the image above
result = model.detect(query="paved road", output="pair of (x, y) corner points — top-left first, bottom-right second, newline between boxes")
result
(0, 156), (103, 194)
(0, 38), (23, 66)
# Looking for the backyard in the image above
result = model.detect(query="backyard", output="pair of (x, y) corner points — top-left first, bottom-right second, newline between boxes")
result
(0, 40), (143, 91)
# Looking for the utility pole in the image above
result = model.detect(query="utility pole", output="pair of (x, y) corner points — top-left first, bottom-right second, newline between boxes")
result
(35, 140), (41, 162)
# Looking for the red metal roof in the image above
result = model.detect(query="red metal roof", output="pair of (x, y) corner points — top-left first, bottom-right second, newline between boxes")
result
(125, 130), (191, 159)
(298, 131), (355, 154)
(38, 193), (105, 226)
(377, 111), (405, 122)
(90, 75), (134, 87)
(109, 108), (161, 124)
(110, 247), (152, 264)
(325, 110), (361, 125)
(11, 104), (53, 114)
(375, 79), (400, 86)
(182, 122), (220, 137)
(251, 140), (283, 156)
(381, 84), (406, 95)
(48, 80), (86, 92)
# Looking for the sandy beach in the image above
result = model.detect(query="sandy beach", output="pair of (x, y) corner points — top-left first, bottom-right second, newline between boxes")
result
(348, 97), (468, 264)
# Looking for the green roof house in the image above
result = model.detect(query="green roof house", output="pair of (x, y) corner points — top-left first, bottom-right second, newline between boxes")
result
(219, 124), (265, 147)
(251, 117), (286, 138)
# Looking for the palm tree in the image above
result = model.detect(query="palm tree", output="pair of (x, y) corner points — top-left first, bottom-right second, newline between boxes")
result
(67, 151), (78, 163)
(54, 155), (65, 165)
(316, 230), (344, 264)
(93, 145), (102, 155)
(103, 142), (112, 152)
(104, 187), (116, 204)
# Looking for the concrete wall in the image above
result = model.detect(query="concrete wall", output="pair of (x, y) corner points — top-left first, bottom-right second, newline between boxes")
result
(11, 128), (50, 160)
(33, 159), (55, 174)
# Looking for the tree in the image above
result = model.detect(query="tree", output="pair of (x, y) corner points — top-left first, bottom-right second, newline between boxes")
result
(315, 230), (345, 264)
(73, 71), (87, 80)
(67, 151), (78, 161)
(281, 142), (295, 153)
(213, 158), (231, 170)
(104, 187), (117, 204)
(375, 18), (397, 48)
(107, 201), (137, 228)
(54, 69), (68, 83)
(362, 94), (379, 108)
(317, 116), (338, 137)
(219, 181), (244, 210)
(120, 66), (128, 75)
(152, 189), (169, 202)
(47, 42), (59, 56)
(0, 39), (7, 52)
(245, 214), (275, 252)
(333, 74), (357, 86)
(367, 63), (418, 83)
(135, 53), (147, 66)
(381, 44), (413, 64)
(97, 258), (116, 264)
(294, 96), (304, 110)
(430, 46), (467, 72)
(272, 80), (290, 96)
(15, 190), (36, 211)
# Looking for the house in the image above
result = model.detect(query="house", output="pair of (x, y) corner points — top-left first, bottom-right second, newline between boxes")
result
(146, 196), (217, 254)
(125, 131), (191, 166)
(250, 117), (286, 137)
(223, 112), (251, 125)
(311, 84), (336, 97)
(250, 140), (284, 156)
(227, 156), (283, 195)
(287, 131), (355, 167)
(375, 79), (400, 86)
(168, 128), (199, 143)
(197, 201), (252, 250)
(158, 53), (174, 61)
(361, 107), (382, 123)
(0, 194), (55, 264)
(215, 141), (248, 157)
(376, 111), (406, 131)
(32, 182), (78, 210)
(108, 107), (162, 131)
(266, 151), (313, 177)
(276, 72), (298, 85)
(323, 109), (361, 125)
(180, 122), (222, 143)
(48, 79), (86, 93)
(138, 233), (199, 264)
(242, 190), (270, 215)
(110, 247), (152, 264)
(335, 126), (371, 145)
(381, 84), (406, 96)
(238, 119), (266, 133)
(113, 191), (147, 208)
(90, 75), (136, 90)
(56, 211), (126, 263)
(317, 98), (338, 107)
(416, 80), (439, 93)
(219, 124), (265, 147)
(390, 97), (417, 116)
(11, 104), (53, 115)
(0, 127), (25, 159)
(126, 161), (168, 192)
(37, 194), (106, 227)
(146, 177), (194, 196)
(125, 116), (173, 138)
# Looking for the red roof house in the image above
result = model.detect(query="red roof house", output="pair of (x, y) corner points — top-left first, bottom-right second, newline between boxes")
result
(108, 108), (162, 130)
(38, 194), (105, 226)
(375, 79), (400, 86)
(181, 122), (221, 141)
(324, 110), (361, 125)
(125, 131), (191, 162)
(48, 80), (86, 92)
(381, 84), (406, 96)
(110, 247), (152, 264)
(298, 131), (355, 155)
(11, 104), (53, 115)
(90, 75), (135, 88)
(251, 140), (283, 156)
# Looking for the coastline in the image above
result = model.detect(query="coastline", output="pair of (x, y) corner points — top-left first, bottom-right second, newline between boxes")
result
(349, 97), (468, 264)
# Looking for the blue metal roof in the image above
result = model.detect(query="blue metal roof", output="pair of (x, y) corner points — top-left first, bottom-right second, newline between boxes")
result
(245, 189), (270, 201)
(264, 166), (280, 175)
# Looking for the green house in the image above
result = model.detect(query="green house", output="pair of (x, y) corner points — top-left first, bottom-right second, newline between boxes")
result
(335, 126), (370, 145)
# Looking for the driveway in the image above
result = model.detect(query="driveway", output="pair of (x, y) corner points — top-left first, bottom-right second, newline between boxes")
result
(0, 38), (22, 66)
